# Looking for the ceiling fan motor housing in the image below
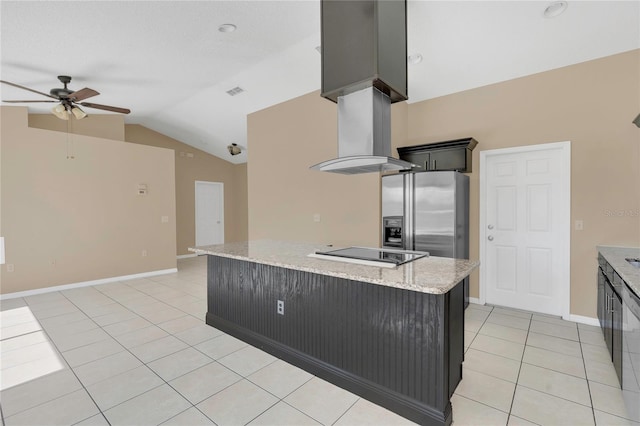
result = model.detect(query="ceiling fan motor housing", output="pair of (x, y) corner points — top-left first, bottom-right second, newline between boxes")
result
(50, 88), (73, 98)
(50, 76), (74, 98)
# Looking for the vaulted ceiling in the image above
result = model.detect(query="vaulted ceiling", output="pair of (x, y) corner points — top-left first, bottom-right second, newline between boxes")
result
(1, 1), (638, 164)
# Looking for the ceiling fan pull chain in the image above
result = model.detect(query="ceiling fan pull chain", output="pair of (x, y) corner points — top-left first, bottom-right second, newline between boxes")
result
(66, 118), (75, 160)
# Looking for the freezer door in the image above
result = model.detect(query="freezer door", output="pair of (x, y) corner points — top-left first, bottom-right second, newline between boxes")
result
(382, 174), (404, 218)
(413, 172), (456, 257)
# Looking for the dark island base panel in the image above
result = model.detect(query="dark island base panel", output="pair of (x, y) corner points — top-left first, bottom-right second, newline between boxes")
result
(206, 315), (451, 425)
(205, 255), (465, 426)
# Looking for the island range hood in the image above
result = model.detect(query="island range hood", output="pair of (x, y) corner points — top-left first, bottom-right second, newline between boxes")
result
(310, 0), (415, 175)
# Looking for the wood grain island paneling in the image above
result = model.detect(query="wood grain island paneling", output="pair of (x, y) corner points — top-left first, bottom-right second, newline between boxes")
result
(198, 242), (476, 426)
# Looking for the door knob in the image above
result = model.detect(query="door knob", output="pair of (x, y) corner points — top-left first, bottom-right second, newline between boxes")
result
(488, 235), (494, 241)
(488, 225), (494, 230)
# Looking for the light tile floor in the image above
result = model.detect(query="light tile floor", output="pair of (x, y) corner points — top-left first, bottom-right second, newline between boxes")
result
(1, 256), (638, 425)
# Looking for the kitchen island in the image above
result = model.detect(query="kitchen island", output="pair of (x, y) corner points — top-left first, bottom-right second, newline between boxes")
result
(190, 240), (479, 426)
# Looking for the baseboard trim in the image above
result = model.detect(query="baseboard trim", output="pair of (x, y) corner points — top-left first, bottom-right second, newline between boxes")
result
(177, 254), (198, 259)
(467, 299), (598, 326)
(0, 268), (178, 300)
(565, 314), (599, 327)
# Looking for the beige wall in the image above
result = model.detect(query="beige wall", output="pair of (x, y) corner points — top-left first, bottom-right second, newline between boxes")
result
(404, 49), (640, 318)
(250, 91), (395, 247)
(0, 107), (176, 295)
(29, 114), (125, 141)
(232, 163), (249, 243)
(247, 50), (640, 318)
(125, 125), (248, 254)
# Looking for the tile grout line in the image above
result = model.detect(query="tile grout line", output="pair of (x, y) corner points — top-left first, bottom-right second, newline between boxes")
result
(22, 279), (196, 423)
(15, 261), (621, 426)
(86, 270), (213, 421)
(0, 261), (207, 424)
(330, 396), (361, 425)
(60, 281), (208, 424)
(578, 326), (599, 426)
(56, 288), (141, 426)
(81, 266), (308, 424)
(11, 291), (110, 425)
(511, 320), (611, 422)
(504, 312), (532, 425)
(0, 396), (6, 426)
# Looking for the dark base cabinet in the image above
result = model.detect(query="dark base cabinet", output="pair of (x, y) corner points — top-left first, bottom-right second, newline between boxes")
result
(205, 255), (465, 426)
(597, 255), (623, 386)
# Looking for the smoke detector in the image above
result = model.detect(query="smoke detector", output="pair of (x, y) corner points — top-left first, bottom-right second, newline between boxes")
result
(544, 1), (568, 18)
(218, 24), (237, 33)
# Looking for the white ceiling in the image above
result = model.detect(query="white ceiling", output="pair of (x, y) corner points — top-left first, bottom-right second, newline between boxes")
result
(1, 1), (638, 164)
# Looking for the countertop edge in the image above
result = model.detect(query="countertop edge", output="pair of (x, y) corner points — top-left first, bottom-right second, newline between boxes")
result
(189, 244), (479, 295)
(597, 245), (640, 298)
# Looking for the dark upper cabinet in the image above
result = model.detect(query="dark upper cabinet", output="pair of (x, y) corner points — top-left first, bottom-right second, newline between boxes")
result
(397, 137), (478, 173)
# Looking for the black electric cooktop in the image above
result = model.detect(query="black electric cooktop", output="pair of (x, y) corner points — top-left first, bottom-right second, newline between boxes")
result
(315, 247), (428, 266)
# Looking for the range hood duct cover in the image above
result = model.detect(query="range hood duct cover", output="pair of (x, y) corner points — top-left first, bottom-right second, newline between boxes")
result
(311, 86), (414, 174)
(311, 0), (414, 175)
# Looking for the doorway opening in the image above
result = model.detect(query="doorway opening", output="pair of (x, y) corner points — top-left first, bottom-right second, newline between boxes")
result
(195, 181), (224, 247)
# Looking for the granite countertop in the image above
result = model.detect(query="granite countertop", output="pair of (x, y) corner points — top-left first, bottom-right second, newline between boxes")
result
(189, 240), (479, 295)
(597, 245), (640, 298)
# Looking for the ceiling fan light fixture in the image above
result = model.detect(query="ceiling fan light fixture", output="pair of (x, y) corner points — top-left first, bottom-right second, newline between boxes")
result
(52, 104), (69, 120)
(71, 105), (87, 120)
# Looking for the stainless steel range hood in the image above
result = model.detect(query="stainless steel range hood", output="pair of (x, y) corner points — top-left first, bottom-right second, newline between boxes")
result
(311, 86), (413, 174)
(310, 0), (415, 175)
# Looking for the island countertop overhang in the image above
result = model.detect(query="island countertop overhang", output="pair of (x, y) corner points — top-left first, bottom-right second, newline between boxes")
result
(189, 240), (479, 295)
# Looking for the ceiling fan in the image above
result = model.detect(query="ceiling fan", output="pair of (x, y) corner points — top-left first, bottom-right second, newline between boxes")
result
(0, 75), (130, 120)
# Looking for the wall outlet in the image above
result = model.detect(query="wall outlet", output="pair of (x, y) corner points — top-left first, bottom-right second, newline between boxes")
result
(142, 250), (148, 257)
(6, 263), (14, 272)
(313, 214), (321, 223)
(575, 220), (584, 231)
(161, 216), (169, 223)
(277, 300), (285, 315)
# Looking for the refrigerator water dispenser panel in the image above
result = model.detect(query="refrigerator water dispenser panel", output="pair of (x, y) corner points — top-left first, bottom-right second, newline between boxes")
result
(383, 217), (403, 248)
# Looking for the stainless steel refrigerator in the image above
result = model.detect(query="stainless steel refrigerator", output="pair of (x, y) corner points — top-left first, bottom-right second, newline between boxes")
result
(382, 171), (470, 304)
(382, 171), (469, 257)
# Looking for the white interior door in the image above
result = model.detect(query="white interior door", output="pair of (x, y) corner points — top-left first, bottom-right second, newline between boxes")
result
(480, 142), (570, 317)
(195, 181), (224, 246)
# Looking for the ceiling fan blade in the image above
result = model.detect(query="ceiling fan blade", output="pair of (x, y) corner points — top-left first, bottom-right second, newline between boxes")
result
(2, 99), (58, 103)
(79, 102), (130, 114)
(67, 87), (99, 101)
(0, 80), (59, 100)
